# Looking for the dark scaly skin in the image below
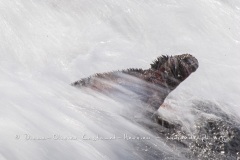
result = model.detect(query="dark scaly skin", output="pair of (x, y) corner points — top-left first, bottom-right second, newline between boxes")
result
(72, 54), (198, 113)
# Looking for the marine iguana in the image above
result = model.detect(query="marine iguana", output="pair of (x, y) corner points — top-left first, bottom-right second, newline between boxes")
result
(72, 54), (199, 114)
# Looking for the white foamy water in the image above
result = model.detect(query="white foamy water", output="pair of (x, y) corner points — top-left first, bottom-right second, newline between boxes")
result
(0, 0), (240, 159)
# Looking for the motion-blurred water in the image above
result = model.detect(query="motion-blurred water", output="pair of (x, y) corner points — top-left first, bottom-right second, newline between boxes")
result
(0, 0), (240, 159)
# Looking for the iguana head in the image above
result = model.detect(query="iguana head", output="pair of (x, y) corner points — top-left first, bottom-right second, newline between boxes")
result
(151, 54), (199, 89)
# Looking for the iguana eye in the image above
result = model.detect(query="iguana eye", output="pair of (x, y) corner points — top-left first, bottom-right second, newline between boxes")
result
(185, 59), (191, 64)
